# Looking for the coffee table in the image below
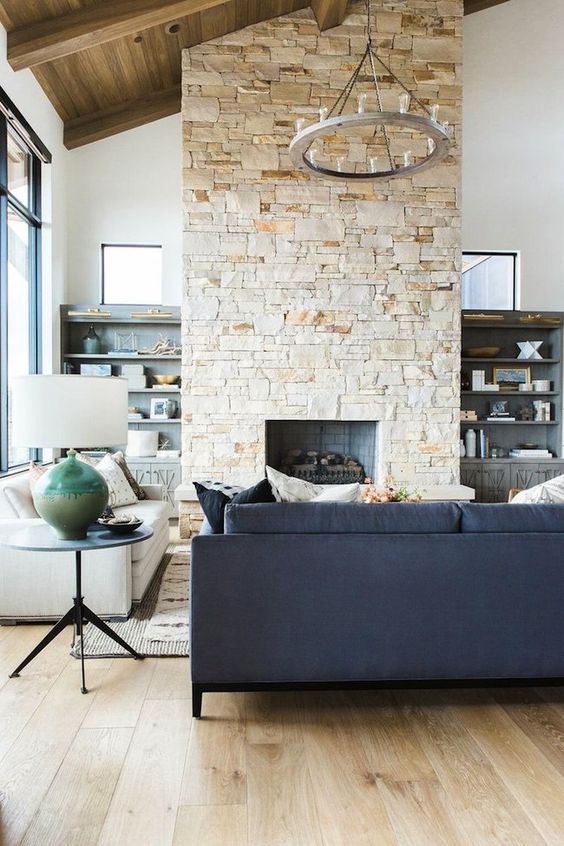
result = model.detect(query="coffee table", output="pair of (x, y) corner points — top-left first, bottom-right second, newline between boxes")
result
(0, 523), (153, 693)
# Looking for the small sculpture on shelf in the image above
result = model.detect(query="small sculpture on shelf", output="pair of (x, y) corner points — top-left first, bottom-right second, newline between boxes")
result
(519, 404), (534, 421)
(138, 335), (181, 356)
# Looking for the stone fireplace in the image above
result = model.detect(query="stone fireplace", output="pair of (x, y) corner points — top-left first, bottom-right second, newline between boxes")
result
(181, 0), (462, 496)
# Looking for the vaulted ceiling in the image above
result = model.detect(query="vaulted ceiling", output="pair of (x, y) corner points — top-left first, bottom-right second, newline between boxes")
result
(0, 0), (509, 150)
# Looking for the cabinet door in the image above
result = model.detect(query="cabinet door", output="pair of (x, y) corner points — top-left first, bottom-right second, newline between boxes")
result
(481, 463), (510, 503)
(125, 462), (154, 488)
(537, 462), (564, 484)
(150, 463), (180, 514)
(460, 464), (481, 501)
(510, 463), (539, 492)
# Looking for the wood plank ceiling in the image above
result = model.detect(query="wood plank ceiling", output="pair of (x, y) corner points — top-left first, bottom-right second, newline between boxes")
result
(0, 0), (509, 149)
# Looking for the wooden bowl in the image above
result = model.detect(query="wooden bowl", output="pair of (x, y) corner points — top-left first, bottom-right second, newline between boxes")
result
(153, 374), (179, 385)
(464, 346), (501, 358)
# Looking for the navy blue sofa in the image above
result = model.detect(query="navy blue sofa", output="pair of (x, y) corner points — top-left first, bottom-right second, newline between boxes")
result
(190, 501), (564, 717)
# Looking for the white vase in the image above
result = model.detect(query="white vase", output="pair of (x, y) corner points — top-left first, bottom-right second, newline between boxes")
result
(464, 429), (477, 459)
(460, 439), (466, 458)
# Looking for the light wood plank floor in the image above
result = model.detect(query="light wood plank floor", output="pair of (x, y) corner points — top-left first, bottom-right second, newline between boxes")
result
(1, 625), (564, 845)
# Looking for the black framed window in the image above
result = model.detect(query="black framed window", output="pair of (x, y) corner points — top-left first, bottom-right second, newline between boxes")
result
(462, 252), (518, 311)
(0, 86), (51, 473)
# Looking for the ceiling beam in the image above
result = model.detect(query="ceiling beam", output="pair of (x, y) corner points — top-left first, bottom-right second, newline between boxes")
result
(63, 85), (181, 149)
(310, 0), (348, 31)
(7, 0), (227, 71)
(464, 0), (511, 14)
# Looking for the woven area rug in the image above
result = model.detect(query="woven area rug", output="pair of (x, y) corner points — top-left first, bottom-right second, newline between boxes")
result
(70, 543), (189, 659)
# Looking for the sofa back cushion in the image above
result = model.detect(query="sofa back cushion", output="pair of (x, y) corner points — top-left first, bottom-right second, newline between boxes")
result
(224, 501), (461, 535)
(460, 502), (564, 532)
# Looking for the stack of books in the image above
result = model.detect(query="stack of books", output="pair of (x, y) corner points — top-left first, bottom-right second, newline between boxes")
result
(509, 448), (552, 459)
(477, 429), (490, 459)
(486, 414), (516, 422)
(128, 412), (144, 421)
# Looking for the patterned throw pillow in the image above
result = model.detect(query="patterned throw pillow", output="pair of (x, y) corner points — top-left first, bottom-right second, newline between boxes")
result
(77, 451), (147, 501)
(195, 480), (244, 498)
(96, 453), (138, 507)
(28, 461), (47, 494)
(194, 478), (275, 533)
(112, 451), (148, 500)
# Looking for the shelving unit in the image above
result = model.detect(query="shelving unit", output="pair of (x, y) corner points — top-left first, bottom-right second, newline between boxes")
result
(460, 310), (564, 502)
(60, 304), (182, 513)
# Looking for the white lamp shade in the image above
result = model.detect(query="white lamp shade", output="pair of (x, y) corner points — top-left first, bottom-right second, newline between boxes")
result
(11, 375), (129, 448)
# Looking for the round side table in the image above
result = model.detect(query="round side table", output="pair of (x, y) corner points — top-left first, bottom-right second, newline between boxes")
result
(0, 523), (153, 694)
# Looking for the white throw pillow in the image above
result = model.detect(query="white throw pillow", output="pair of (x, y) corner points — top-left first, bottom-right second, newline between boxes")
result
(3, 482), (39, 518)
(96, 453), (138, 507)
(266, 466), (323, 502)
(311, 483), (361, 502)
(511, 474), (564, 504)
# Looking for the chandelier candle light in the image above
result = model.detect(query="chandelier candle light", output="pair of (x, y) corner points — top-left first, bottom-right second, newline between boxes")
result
(289, 1), (451, 182)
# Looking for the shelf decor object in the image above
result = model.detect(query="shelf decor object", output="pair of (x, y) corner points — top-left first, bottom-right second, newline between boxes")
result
(517, 340), (543, 360)
(82, 324), (102, 355)
(288, 0), (450, 183)
(11, 375), (128, 539)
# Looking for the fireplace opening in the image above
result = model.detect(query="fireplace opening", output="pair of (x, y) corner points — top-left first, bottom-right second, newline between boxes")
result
(265, 420), (378, 485)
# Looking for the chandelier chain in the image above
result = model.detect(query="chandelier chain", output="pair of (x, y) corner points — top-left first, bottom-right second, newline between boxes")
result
(328, 44), (369, 119)
(370, 48), (431, 117)
(368, 46), (394, 171)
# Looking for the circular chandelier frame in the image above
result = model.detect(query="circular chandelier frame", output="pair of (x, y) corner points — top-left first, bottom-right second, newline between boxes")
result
(289, 112), (450, 182)
(289, 1), (452, 182)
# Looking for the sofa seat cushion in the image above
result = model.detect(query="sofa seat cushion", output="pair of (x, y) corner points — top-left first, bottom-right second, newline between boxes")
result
(113, 499), (170, 562)
(224, 501), (461, 534)
(460, 502), (564, 532)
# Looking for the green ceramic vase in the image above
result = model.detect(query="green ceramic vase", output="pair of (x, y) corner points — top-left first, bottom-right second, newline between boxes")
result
(33, 451), (109, 540)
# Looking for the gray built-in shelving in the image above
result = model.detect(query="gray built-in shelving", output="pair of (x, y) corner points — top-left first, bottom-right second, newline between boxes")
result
(460, 310), (564, 502)
(60, 304), (181, 513)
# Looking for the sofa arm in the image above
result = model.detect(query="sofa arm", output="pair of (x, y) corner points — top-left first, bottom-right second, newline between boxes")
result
(142, 484), (163, 501)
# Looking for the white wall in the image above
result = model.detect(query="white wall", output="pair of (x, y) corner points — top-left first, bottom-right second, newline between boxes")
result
(463, 0), (564, 310)
(66, 115), (182, 306)
(0, 23), (67, 372)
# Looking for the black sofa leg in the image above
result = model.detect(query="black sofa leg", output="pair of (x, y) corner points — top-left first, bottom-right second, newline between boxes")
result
(192, 684), (203, 718)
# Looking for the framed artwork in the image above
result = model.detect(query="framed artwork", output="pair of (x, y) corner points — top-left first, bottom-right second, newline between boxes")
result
(493, 366), (531, 389)
(490, 400), (509, 416)
(150, 398), (169, 419)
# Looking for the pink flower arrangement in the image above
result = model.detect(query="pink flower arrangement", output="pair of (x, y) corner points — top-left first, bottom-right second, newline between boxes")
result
(362, 475), (421, 504)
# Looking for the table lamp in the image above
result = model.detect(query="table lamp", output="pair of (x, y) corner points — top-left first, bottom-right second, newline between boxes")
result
(12, 375), (128, 540)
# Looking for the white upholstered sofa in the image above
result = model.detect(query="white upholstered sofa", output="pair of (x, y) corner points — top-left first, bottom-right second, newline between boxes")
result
(0, 468), (171, 623)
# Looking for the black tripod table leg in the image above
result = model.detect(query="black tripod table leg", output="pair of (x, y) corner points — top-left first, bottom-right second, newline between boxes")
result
(9, 606), (76, 678)
(81, 604), (145, 660)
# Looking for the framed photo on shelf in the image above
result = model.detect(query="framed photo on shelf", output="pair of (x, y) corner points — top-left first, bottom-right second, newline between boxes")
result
(150, 398), (169, 419)
(493, 366), (531, 390)
(490, 399), (509, 416)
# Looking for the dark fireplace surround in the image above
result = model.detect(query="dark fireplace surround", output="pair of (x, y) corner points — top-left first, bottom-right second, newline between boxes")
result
(265, 420), (378, 485)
